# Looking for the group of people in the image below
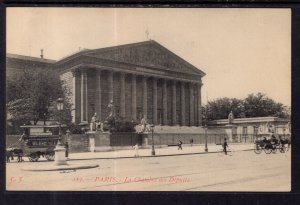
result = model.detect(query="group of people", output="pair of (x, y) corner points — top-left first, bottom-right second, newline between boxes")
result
(260, 134), (291, 149)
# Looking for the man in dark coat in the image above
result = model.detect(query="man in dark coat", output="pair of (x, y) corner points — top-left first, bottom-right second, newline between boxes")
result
(223, 138), (228, 155)
(178, 140), (183, 150)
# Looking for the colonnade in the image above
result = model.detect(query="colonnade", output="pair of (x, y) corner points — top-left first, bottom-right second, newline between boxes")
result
(73, 69), (203, 126)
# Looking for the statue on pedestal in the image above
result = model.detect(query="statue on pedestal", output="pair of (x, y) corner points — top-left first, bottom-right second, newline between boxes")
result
(228, 111), (234, 124)
(139, 115), (148, 133)
(103, 100), (116, 132)
(108, 100), (115, 117)
(90, 113), (99, 131)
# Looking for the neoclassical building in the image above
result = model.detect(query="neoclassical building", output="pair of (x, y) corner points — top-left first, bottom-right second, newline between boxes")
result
(7, 40), (206, 127)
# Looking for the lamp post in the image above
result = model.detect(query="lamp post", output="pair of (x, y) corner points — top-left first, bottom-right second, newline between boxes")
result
(56, 98), (64, 146)
(150, 124), (155, 156)
(54, 98), (67, 165)
(204, 124), (208, 152)
(43, 112), (46, 132)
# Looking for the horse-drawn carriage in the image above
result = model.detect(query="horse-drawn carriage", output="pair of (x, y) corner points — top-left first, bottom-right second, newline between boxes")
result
(6, 125), (64, 162)
(253, 134), (290, 154)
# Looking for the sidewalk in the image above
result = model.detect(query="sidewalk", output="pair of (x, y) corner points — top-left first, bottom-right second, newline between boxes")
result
(68, 143), (254, 161)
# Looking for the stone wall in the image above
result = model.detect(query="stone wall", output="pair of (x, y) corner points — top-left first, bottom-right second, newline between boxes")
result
(66, 134), (89, 153)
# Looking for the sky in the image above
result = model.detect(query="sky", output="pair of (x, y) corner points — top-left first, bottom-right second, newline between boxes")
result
(6, 8), (291, 106)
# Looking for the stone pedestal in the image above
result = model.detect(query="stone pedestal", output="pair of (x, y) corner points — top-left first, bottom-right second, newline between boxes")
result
(87, 131), (112, 152)
(225, 124), (237, 143)
(54, 144), (67, 165)
(89, 136), (95, 152)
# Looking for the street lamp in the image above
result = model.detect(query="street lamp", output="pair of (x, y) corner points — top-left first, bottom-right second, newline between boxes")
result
(56, 98), (64, 146)
(150, 124), (155, 156)
(54, 98), (67, 165)
(204, 124), (208, 152)
(43, 112), (46, 132)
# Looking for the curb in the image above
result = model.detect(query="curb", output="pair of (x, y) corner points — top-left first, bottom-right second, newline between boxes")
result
(22, 164), (99, 171)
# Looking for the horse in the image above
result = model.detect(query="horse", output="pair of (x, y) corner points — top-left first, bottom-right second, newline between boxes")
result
(6, 148), (23, 163)
(280, 138), (291, 151)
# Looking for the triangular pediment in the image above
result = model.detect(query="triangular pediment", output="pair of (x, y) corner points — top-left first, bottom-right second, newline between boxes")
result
(85, 41), (204, 76)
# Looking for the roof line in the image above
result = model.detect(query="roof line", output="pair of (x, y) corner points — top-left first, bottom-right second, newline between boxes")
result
(85, 40), (206, 77)
(7, 53), (56, 63)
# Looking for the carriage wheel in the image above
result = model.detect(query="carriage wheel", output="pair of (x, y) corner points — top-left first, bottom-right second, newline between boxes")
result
(279, 146), (286, 153)
(264, 146), (272, 154)
(254, 144), (262, 154)
(28, 153), (39, 162)
(45, 152), (55, 161)
(272, 146), (277, 154)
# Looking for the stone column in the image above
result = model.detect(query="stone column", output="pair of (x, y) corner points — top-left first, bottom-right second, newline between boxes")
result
(120, 72), (126, 118)
(194, 86), (198, 126)
(131, 74), (137, 121)
(95, 70), (102, 121)
(198, 82), (203, 126)
(162, 79), (168, 125)
(142, 76), (148, 118)
(71, 69), (80, 123)
(172, 81), (177, 125)
(153, 78), (157, 125)
(189, 83), (195, 126)
(108, 71), (114, 101)
(80, 70), (88, 122)
(181, 82), (186, 126)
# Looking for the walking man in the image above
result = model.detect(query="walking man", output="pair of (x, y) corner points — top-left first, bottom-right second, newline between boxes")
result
(178, 140), (183, 150)
(223, 138), (228, 155)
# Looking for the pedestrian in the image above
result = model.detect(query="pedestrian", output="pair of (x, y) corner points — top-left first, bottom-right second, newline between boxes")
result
(223, 138), (228, 155)
(190, 139), (194, 147)
(178, 140), (183, 150)
(133, 143), (139, 157)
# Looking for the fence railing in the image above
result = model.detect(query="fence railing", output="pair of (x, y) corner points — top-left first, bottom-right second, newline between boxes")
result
(6, 133), (291, 151)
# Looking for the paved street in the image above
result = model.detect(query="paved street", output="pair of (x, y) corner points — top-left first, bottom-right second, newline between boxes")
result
(6, 148), (290, 191)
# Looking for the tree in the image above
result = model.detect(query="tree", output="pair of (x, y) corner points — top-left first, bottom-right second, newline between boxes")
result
(203, 97), (245, 121)
(6, 67), (72, 134)
(243, 93), (287, 118)
(203, 93), (289, 121)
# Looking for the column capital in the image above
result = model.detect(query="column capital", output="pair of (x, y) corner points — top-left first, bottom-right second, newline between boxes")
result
(142, 75), (150, 80)
(189, 82), (196, 89)
(108, 69), (115, 75)
(71, 69), (81, 77)
(78, 68), (88, 74)
(152, 76), (158, 81)
(162, 78), (168, 84)
(96, 69), (102, 75)
(180, 81), (187, 87)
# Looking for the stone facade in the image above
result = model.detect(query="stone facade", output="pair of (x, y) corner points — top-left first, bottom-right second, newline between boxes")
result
(208, 117), (291, 136)
(55, 40), (205, 126)
(7, 40), (206, 127)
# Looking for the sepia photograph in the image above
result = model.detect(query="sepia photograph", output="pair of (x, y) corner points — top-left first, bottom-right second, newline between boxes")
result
(6, 7), (291, 191)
